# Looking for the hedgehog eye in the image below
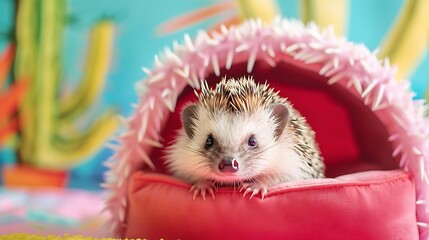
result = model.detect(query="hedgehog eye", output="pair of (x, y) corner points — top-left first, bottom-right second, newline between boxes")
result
(248, 135), (257, 148)
(205, 134), (214, 148)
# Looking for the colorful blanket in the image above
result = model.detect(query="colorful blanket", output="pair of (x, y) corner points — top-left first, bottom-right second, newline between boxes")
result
(0, 188), (109, 237)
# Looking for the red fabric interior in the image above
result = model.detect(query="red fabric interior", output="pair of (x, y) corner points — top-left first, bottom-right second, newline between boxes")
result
(149, 60), (397, 177)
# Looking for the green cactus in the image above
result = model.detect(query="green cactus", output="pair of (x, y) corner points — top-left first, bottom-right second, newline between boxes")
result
(14, 0), (118, 169)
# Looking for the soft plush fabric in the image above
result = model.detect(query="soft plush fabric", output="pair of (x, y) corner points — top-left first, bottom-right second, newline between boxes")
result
(104, 18), (429, 238)
(125, 170), (418, 240)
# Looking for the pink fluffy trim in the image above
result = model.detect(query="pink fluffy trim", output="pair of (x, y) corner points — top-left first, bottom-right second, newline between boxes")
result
(103, 18), (429, 238)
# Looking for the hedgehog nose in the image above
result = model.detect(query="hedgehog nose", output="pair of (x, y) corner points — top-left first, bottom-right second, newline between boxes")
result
(219, 157), (239, 173)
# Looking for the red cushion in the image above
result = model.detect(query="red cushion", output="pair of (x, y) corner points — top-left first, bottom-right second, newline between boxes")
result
(125, 170), (418, 239)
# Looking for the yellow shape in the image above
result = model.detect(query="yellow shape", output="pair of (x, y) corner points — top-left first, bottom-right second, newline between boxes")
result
(300, 0), (348, 36)
(59, 20), (115, 121)
(235, 0), (279, 23)
(379, 0), (429, 80)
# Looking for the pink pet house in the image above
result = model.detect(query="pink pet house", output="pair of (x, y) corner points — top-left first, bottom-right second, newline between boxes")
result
(104, 18), (429, 239)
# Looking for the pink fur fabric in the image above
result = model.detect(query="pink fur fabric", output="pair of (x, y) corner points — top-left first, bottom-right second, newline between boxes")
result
(103, 18), (429, 238)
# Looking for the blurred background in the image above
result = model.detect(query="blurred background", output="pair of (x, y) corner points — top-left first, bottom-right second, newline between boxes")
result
(0, 0), (428, 235)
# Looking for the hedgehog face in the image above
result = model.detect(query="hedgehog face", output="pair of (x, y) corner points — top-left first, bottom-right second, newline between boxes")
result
(174, 103), (290, 184)
(166, 77), (302, 185)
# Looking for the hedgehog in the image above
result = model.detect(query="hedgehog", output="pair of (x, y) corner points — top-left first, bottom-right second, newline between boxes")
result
(165, 76), (325, 199)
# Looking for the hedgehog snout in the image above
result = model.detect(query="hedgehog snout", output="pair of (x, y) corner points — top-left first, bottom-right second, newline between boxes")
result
(218, 156), (239, 173)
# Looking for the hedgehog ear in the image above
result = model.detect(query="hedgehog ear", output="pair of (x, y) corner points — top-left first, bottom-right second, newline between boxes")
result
(182, 104), (198, 139)
(270, 104), (289, 139)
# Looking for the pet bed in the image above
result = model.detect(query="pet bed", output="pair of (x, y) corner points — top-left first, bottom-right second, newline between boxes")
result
(103, 18), (429, 239)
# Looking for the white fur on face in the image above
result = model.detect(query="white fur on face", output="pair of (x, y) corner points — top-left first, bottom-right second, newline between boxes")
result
(165, 105), (306, 185)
